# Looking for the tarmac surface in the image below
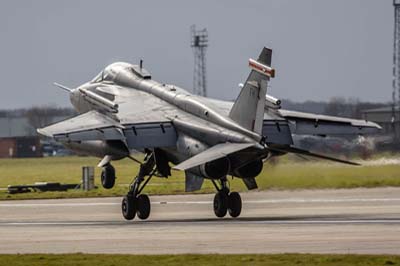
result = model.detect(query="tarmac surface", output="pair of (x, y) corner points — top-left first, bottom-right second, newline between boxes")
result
(1, 187), (400, 254)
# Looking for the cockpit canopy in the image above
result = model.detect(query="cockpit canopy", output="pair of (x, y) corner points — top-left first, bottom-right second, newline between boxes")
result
(91, 62), (151, 83)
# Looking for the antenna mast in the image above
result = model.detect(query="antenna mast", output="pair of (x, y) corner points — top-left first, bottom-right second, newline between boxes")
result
(191, 25), (208, 97)
(392, 0), (400, 140)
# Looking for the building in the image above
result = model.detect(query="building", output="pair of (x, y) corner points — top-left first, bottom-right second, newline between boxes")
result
(361, 106), (400, 140)
(0, 117), (41, 158)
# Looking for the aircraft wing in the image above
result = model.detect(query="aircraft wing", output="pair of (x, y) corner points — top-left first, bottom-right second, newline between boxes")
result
(38, 110), (177, 150)
(37, 110), (122, 139)
(38, 87), (180, 150)
(199, 97), (381, 136)
(278, 109), (381, 135)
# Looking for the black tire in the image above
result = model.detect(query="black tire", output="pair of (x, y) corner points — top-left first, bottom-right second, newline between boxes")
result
(228, 192), (242, 218)
(101, 164), (116, 189)
(122, 195), (136, 220)
(213, 191), (228, 218)
(137, 194), (151, 220)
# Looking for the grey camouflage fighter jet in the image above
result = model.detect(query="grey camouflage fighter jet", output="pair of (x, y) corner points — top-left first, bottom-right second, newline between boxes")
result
(38, 47), (381, 220)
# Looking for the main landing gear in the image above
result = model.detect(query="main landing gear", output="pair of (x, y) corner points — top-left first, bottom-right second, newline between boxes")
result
(120, 151), (242, 220)
(211, 177), (242, 218)
(122, 152), (155, 220)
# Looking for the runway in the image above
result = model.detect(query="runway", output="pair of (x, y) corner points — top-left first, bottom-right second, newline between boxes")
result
(1, 187), (400, 254)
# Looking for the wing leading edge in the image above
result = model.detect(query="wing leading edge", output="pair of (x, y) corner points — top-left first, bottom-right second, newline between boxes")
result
(37, 110), (177, 150)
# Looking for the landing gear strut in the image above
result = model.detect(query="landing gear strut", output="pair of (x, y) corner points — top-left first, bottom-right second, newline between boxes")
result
(121, 152), (155, 220)
(211, 177), (242, 218)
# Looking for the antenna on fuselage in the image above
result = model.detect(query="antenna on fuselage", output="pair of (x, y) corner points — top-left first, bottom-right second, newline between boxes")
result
(140, 59), (143, 70)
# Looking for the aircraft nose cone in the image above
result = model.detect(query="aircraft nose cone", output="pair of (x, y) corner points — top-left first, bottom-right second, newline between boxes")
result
(69, 88), (80, 108)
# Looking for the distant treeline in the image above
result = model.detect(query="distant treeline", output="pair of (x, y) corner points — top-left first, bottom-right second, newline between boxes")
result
(281, 97), (388, 119)
(0, 98), (389, 125)
(0, 106), (76, 118)
(0, 106), (77, 129)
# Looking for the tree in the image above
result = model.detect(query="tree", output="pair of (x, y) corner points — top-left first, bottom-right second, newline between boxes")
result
(25, 106), (76, 129)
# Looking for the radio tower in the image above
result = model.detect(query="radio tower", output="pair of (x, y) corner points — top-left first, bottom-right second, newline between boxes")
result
(392, 0), (400, 139)
(191, 25), (208, 97)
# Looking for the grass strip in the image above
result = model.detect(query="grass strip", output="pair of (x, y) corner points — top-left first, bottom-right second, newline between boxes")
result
(0, 254), (399, 266)
(0, 155), (399, 200)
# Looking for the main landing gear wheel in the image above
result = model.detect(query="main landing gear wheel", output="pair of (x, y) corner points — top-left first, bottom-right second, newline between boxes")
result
(213, 191), (228, 218)
(122, 195), (136, 220)
(228, 192), (242, 218)
(137, 194), (151, 220)
(122, 152), (156, 221)
(121, 194), (151, 220)
(212, 178), (242, 218)
(101, 163), (116, 189)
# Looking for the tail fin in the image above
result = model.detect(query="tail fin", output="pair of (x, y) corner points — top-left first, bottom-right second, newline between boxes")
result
(229, 47), (275, 135)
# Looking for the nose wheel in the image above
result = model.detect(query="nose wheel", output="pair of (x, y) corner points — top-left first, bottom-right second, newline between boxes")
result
(101, 163), (116, 189)
(212, 178), (242, 218)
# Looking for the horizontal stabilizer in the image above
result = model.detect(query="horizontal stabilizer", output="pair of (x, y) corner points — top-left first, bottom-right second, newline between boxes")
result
(269, 146), (360, 166)
(173, 143), (255, 171)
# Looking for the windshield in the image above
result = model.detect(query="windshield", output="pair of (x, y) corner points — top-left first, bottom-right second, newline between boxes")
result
(91, 62), (139, 83)
(91, 71), (103, 83)
(91, 67), (116, 83)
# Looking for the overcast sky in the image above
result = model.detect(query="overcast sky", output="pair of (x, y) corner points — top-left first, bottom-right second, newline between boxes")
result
(0, 0), (393, 108)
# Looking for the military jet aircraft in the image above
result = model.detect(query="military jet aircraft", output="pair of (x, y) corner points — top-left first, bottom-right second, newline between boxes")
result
(38, 47), (381, 220)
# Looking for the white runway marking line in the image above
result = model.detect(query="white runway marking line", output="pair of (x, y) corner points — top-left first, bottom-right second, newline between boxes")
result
(1, 197), (400, 207)
(2, 219), (400, 226)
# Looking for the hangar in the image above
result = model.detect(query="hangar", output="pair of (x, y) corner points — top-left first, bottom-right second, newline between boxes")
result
(0, 117), (41, 158)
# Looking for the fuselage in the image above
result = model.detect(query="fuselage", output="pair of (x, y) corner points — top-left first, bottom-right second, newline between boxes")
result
(70, 62), (261, 142)
(67, 62), (268, 179)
